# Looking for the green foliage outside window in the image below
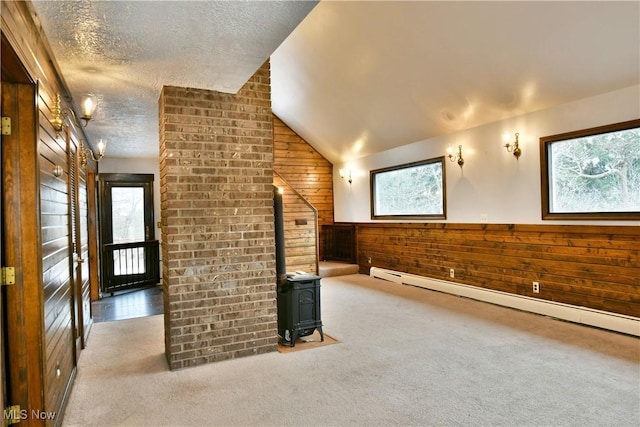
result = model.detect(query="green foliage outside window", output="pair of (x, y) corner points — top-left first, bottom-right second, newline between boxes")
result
(542, 119), (640, 219)
(371, 157), (446, 219)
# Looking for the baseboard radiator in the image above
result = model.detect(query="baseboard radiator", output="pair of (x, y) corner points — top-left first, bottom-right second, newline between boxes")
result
(370, 267), (639, 337)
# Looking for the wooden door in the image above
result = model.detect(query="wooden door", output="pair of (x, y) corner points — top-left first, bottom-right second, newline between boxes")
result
(87, 170), (100, 302)
(68, 136), (82, 354)
(1, 79), (46, 426)
(69, 136), (91, 350)
(78, 167), (92, 345)
(1, 79), (6, 419)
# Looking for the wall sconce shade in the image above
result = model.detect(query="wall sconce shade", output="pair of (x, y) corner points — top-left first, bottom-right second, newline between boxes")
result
(504, 132), (522, 159)
(447, 145), (465, 167)
(80, 94), (98, 121)
(50, 93), (98, 137)
(339, 169), (353, 184)
(79, 139), (107, 168)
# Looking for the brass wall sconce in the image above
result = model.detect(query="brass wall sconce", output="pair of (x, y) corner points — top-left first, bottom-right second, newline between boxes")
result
(339, 169), (353, 184)
(504, 132), (522, 159)
(447, 145), (465, 167)
(50, 93), (98, 137)
(79, 139), (106, 167)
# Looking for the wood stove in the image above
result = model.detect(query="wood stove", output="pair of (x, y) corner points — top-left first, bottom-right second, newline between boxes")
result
(277, 274), (324, 347)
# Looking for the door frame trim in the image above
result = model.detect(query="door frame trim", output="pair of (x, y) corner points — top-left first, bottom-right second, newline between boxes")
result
(97, 173), (157, 295)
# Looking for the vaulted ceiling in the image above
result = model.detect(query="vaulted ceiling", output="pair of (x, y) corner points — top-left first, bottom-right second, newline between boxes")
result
(31, 1), (640, 164)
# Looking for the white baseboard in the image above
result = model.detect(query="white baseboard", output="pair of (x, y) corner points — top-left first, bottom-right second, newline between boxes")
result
(370, 267), (639, 337)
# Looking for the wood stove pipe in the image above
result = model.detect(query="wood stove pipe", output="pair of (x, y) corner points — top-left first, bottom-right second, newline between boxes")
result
(273, 186), (287, 286)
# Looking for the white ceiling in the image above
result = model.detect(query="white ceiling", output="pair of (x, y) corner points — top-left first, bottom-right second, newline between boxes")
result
(31, 1), (639, 165)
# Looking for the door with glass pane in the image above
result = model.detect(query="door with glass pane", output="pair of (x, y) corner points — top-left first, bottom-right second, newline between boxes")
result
(98, 174), (159, 294)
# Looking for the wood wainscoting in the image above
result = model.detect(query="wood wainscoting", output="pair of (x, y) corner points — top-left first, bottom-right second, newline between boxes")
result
(322, 223), (357, 263)
(356, 223), (639, 318)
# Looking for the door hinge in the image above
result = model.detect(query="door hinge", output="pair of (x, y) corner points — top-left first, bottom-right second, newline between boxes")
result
(1, 117), (11, 135)
(3, 405), (22, 425)
(1, 267), (16, 286)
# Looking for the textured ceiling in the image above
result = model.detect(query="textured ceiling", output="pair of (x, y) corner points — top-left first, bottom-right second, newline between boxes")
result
(31, 1), (639, 164)
(30, 0), (318, 158)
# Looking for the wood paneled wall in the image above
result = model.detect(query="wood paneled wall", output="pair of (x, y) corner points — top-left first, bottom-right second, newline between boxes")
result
(39, 119), (76, 419)
(2, 1), (95, 424)
(274, 175), (317, 274)
(273, 116), (333, 260)
(356, 223), (639, 318)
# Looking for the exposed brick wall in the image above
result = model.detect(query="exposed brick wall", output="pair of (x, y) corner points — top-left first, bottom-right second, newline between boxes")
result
(159, 62), (278, 370)
(273, 116), (334, 260)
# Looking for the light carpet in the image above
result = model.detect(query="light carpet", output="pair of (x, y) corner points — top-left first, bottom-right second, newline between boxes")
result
(62, 274), (639, 426)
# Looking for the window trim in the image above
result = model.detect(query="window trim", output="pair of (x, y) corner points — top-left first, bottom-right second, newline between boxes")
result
(540, 118), (640, 220)
(370, 156), (446, 220)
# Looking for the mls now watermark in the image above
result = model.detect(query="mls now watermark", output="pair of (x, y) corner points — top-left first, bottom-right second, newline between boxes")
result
(4, 407), (57, 422)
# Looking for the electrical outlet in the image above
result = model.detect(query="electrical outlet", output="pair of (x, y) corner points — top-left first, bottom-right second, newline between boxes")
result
(480, 214), (488, 223)
(533, 281), (540, 293)
(368, 257), (372, 264)
(449, 268), (455, 278)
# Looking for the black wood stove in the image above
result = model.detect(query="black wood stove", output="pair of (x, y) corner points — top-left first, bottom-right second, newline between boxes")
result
(277, 273), (324, 347)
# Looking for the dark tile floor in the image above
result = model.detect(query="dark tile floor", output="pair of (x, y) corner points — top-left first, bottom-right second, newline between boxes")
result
(92, 285), (163, 323)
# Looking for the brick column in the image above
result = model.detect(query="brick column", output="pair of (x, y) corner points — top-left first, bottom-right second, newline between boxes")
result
(159, 62), (277, 370)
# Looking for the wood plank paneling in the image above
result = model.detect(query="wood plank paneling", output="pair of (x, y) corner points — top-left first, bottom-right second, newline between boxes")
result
(273, 116), (334, 262)
(273, 175), (317, 274)
(3, 1), (96, 424)
(39, 93), (75, 427)
(356, 223), (640, 317)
